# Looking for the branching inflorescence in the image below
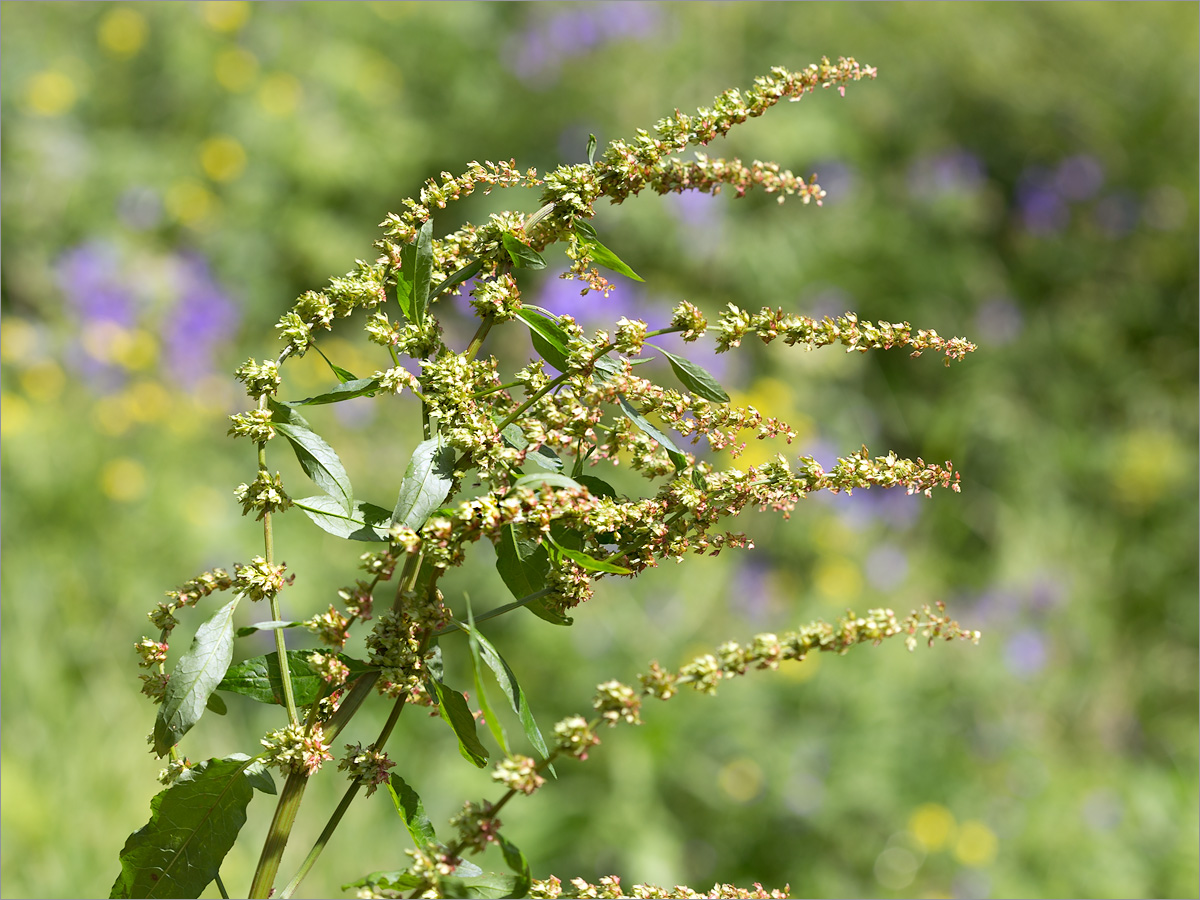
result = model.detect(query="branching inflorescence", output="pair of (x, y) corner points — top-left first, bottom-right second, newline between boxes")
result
(115, 59), (979, 900)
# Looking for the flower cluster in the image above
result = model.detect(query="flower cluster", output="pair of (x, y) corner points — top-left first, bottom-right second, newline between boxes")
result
(261, 723), (333, 776)
(234, 358), (281, 399)
(449, 800), (502, 854)
(593, 680), (642, 726)
(529, 876), (790, 899)
(492, 755), (546, 796)
(714, 304), (977, 365)
(233, 557), (293, 602)
(553, 715), (601, 761)
(227, 407), (276, 443)
(234, 471), (292, 519)
(338, 743), (395, 796)
(152, 567), (233, 633)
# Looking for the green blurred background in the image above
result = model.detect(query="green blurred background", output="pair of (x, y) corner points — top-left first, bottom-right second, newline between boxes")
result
(2, 3), (1197, 898)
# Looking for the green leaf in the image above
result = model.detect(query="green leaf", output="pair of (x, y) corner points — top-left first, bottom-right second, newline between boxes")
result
(243, 761), (276, 795)
(430, 680), (489, 767)
(514, 308), (570, 372)
(217, 650), (373, 706)
(268, 400), (354, 514)
(431, 258), (484, 302)
(387, 774), (438, 851)
(499, 424), (562, 472)
(397, 218), (434, 324)
(511, 473), (583, 492)
(586, 133), (597, 165)
(617, 395), (688, 474)
(575, 475), (617, 499)
(111, 755), (257, 899)
(281, 378), (381, 407)
(342, 871), (425, 894)
(438, 872), (522, 900)
(295, 495), (392, 541)
(235, 620), (303, 637)
(329, 363), (358, 383)
(451, 619), (551, 761)
(499, 835), (533, 897)
(653, 346), (730, 402)
(573, 221), (643, 282)
(464, 600), (509, 755)
(154, 598), (239, 756)
(544, 533), (631, 575)
(205, 692), (227, 716)
(495, 524), (548, 600)
(392, 438), (456, 530)
(501, 232), (547, 270)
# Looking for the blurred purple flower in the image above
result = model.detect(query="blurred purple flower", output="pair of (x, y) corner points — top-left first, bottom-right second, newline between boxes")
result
(1017, 167), (1070, 234)
(161, 252), (239, 387)
(534, 267), (646, 329)
(505, 2), (662, 84)
(731, 556), (773, 624)
(55, 241), (137, 329)
(974, 296), (1023, 346)
(1054, 154), (1104, 201)
(908, 149), (985, 197)
(1004, 628), (1048, 678)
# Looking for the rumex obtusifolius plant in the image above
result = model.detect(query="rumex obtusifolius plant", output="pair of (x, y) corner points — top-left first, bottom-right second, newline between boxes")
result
(114, 58), (981, 900)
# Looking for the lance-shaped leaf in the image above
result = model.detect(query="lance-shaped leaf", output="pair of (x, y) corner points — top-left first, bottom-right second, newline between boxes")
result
(280, 378), (382, 407)
(464, 602), (508, 755)
(217, 650), (374, 706)
(617, 395), (688, 474)
(430, 680), (489, 768)
(544, 533), (632, 575)
(397, 218), (434, 324)
(510, 472), (582, 492)
(431, 258), (484, 303)
(501, 232), (547, 270)
(438, 872), (523, 900)
(153, 598), (239, 756)
(387, 774), (438, 851)
(652, 345), (730, 402)
(493, 524), (573, 626)
(498, 835), (533, 898)
(575, 474), (617, 499)
(392, 438), (456, 530)
(514, 308), (570, 372)
(296, 495), (392, 542)
(499, 424), (563, 472)
(110, 755), (258, 899)
(574, 220), (643, 282)
(268, 400), (354, 514)
(452, 618), (551, 761)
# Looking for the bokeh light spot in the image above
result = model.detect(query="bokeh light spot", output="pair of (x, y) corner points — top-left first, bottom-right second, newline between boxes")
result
(954, 819), (998, 867)
(26, 70), (77, 116)
(101, 457), (147, 503)
(1111, 429), (1189, 509)
(874, 846), (919, 890)
(215, 47), (259, 92)
(717, 757), (764, 804)
(202, 1), (249, 32)
(257, 72), (302, 117)
(98, 7), (148, 58)
(814, 556), (861, 602)
(125, 380), (172, 424)
(1, 318), (41, 365)
(19, 361), (66, 403)
(165, 178), (216, 224)
(908, 802), (957, 852)
(200, 135), (247, 182)
(1, 393), (32, 437)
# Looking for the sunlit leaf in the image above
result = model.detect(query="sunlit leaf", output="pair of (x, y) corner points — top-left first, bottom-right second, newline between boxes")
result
(387, 774), (438, 851)
(111, 755), (258, 899)
(430, 680), (489, 767)
(280, 378), (381, 407)
(514, 308), (570, 372)
(617, 395), (688, 473)
(268, 400), (354, 514)
(217, 650), (373, 706)
(296, 495), (392, 541)
(397, 218), (434, 324)
(573, 220), (643, 281)
(154, 598), (239, 756)
(501, 233), (547, 270)
(654, 346), (730, 402)
(392, 438), (456, 530)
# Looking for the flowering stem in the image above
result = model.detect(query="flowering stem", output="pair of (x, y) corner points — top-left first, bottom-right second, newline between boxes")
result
(258, 432), (299, 727)
(465, 309), (495, 360)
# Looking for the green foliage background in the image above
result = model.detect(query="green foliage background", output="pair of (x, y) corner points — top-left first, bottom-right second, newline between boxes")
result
(1, 3), (1196, 898)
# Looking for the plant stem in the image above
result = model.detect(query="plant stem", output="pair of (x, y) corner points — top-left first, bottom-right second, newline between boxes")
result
(465, 310), (495, 360)
(259, 437), (299, 727)
(248, 769), (309, 898)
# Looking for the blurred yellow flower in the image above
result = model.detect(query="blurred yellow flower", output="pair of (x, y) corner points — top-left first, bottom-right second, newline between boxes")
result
(1, 393), (31, 437)
(908, 802), (957, 852)
(165, 178), (216, 225)
(257, 72), (302, 117)
(215, 46), (258, 92)
(98, 7), (148, 58)
(814, 556), (861, 603)
(125, 380), (172, 424)
(26, 70), (77, 116)
(19, 360), (65, 403)
(200, 135), (247, 182)
(201, 1), (249, 32)
(954, 819), (998, 867)
(101, 457), (148, 503)
(1, 318), (40, 365)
